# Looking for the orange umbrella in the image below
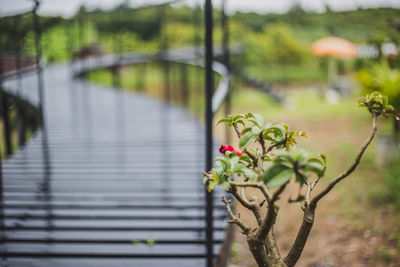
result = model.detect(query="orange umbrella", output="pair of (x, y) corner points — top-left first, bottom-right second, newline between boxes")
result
(311, 37), (357, 58)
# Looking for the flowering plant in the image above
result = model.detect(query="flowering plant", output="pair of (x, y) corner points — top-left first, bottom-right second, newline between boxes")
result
(203, 92), (395, 267)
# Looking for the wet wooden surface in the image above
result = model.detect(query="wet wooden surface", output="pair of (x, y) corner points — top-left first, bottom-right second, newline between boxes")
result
(1, 61), (227, 266)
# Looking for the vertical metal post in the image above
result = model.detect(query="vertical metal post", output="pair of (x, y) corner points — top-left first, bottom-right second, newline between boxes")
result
(1, 95), (12, 156)
(0, 146), (3, 234)
(180, 63), (188, 107)
(221, 0), (231, 145)
(13, 15), (23, 94)
(17, 104), (26, 147)
(32, 0), (45, 122)
(112, 65), (121, 89)
(204, 0), (214, 266)
(159, 6), (170, 103)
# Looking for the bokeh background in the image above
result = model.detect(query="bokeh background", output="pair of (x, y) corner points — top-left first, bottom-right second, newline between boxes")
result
(1, 0), (400, 266)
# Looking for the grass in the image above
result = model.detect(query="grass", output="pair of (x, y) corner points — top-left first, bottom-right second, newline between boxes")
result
(378, 157), (400, 210)
(244, 61), (327, 84)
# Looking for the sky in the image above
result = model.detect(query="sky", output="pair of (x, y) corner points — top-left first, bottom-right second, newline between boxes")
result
(1, 0), (400, 17)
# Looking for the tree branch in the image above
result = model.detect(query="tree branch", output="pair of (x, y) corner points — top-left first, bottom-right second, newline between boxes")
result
(266, 143), (280, 154)
(284, 204), (316, 267)
(285, 113), (378, 267)
(302, 182), (312, 210)
(221, 197), (251, 235)
(256, 182), (288, 241)
(259, 132), (266, 155)
(310, 113), (377, 205)
(229, 184), (264, 226)
(229, 181), (272, 202)
(233, 123), (242, 139)
(244, 149), (258, 168)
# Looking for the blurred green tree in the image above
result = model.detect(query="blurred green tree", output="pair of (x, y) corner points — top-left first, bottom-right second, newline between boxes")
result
(246, 23), (310, 66)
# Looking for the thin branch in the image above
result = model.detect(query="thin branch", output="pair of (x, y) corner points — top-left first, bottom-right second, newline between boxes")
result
(259, 132), (266, 155)
(229, 181), (272, 202)
(310, 176), (322, 191)
(266, 143), (279, 154)
(272, 182), (288, 202)
(232, 123), (242, 139)
(229, 185), (252, 209)
(229, 184), (264, 226)
(285, 113), (378, 267)
(221, 197), (251, 235)
(256, 182), (288, 241)
(244, 149), (258, 168)
(302, 182), (312, 210)
(242, 188), (264, 226)
(310, 113), (377, 206)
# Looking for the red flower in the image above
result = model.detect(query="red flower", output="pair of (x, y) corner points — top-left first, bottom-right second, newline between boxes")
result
(219, 145), (245, 156)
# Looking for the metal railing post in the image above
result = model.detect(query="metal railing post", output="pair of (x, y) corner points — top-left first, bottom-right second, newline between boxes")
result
(13, 15), (23, 95)
(204, 0), (214, 266)
(1, 94), (12, 156)
(32, 0), (45, 122)
(222, 0), (231, 145)
(17, 104), (26, 147)
(158, 5), (170, 103)
(180, 63), (188, 107)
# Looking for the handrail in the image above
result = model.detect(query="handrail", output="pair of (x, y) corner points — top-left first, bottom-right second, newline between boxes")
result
(211, 61), (230, 114)
(72, 51), (231, 115)
(0, 58), (46, 81)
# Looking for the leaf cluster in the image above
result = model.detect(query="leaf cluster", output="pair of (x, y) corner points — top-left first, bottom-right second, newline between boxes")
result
(263, 150), (326, 189)
(204, 113), (326, 194)
(358, 91), (395, 117)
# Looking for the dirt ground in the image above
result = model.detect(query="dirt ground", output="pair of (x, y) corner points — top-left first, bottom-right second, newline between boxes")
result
(226, 188), (400, 267)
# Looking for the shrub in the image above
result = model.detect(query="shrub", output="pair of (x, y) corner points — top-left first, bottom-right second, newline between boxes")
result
(204, 92), (394, 267)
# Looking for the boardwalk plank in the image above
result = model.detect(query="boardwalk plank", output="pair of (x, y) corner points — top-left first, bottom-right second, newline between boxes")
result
(1, 61), (228, 266)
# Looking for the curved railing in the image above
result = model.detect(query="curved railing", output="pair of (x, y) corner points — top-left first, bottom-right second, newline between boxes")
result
(71, 49), (231, 115)
(0, 1), (46, 158)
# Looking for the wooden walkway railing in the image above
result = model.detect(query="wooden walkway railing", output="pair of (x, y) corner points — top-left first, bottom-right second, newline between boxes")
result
(0, 53), (229, 265)
(0, 1), (247, 265)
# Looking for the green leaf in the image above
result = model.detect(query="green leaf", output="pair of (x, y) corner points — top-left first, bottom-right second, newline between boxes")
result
(207, 180), (217, 192)
(230, 156), (240, 171)
(295, 172), (307, 185)
(241, 127), (252, 135)
(239, 154), (252, 163)
(303, 162), (325, 177)
(251, 126), (262, 135)
(233, 162), (245, 172)
(253, 114), (264, 127)
(239, 133), (256, 150)
(146, 238), (156, 246)
(211, 170), (220, 183)
(262, 164), (293, 188)
(263, 155), (271, 162)
(267, 124), (286, 135)
(320, 154), (327, 165)
(232, 114), (246, 121)
(202, 177), (208, 184)
(273, 150), (295, 164)
(216, 156), (231, 171)
(217, 118), (232, 125)
(242, 167), (257, 180)
(220, 181), (231, 190)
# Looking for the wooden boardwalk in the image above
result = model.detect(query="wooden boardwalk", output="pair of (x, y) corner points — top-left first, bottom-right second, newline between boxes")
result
(1, 60), (228, 266)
